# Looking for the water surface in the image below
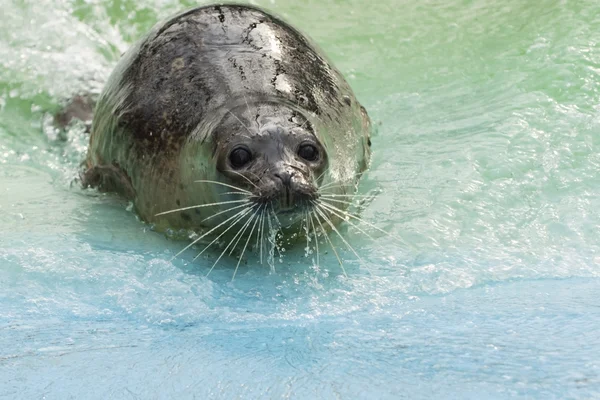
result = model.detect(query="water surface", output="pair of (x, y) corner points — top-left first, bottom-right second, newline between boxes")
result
(1, 0), (600, 398)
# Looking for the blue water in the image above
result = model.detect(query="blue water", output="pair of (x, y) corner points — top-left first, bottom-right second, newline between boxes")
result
(2, 0), (600, 398)
(3, 245), (600, 399)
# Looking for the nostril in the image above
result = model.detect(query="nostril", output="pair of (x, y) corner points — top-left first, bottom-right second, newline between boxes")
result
(274, 171), (293, 186)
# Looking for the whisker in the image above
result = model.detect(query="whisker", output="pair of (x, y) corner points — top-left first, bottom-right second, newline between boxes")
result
(307, 211), (321, 267)
(304, 208), (310, 258)
(195, 180), (252, 194)
(219, 191), (253, 196)
(171, 206), (252, 260)
(316, 197), (356, 207)
(317, 200), (375, 238)
(316, 200), (399, 255)
(259, 204), (266, 264)
(317, 173), (366, 192)
(318, 200), (412, 248)
(256, 205), (266, 264)
(226, 169), (260, 190)
(312, 208), (347, 277)
(269, 201), (281, 229)
(193, 207), (254, 262)
(314, 202), (371, 275)
(243, 169), (263, 184)
(300, 204), (309, 237)
(227, 110), (253, 137)
(307, 210), (320, 267)
(205, 212), (254, 277)
(317, 185), (352, 195)
(318, 181), (354, 191)
(317, 181), (345, 191)
(232, 205), (263, 280)
(269, 203), (282, 260)
(155, 199), (248, 217)
(228, 206), (259, 256)
(319, 194), (375, 198)
(265, 205), (280, 271)
(314, 167), (329, 185)
(200, 202), (252, 223)
(298, 111), (316, 130)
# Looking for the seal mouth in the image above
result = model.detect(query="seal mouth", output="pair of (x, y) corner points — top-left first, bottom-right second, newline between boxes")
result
(252, 198), (314, 215)
(254, 190), (318, 216)
(276, 203), (311, 215)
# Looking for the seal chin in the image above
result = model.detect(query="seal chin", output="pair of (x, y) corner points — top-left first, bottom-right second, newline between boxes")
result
(274, 198), (315, 215)
(252, 187), (319, 227)
(272, 201), (315, 227)
(277, 187), (318, 211)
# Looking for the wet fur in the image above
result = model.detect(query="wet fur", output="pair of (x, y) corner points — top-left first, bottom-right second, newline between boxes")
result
(85, 4), (371, 235)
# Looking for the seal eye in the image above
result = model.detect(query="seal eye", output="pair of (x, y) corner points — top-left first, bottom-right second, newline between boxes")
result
(229, 147), (252, 169)
(298, 144), (319, 162)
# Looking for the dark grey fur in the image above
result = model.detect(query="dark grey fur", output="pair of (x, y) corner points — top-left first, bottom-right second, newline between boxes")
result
(84, 4), (371, 232)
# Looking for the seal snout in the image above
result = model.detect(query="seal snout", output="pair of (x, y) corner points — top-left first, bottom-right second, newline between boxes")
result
(252, 167), (318, 214)
(277, 181), (319, 213)
(274, 171), (293, 187)
(274, 171), (295, 210)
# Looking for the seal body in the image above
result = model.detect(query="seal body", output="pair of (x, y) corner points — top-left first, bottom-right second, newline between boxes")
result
(85, 4), (371, 235)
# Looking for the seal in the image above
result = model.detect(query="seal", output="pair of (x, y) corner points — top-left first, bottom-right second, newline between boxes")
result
(83, 4), (372, 266)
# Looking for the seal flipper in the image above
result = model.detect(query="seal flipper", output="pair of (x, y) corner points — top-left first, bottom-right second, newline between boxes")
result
(82, 163), (136, 201)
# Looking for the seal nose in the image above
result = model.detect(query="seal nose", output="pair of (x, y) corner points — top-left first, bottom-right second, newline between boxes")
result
(274, 170), (295, 209)
(274, 171), (293, 187)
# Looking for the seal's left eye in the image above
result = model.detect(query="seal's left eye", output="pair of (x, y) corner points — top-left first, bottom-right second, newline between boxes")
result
(298, 144), (319, 162)
(229, 147), (252, 169)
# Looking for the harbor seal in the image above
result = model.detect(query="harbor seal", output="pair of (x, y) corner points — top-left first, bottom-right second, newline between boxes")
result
(83, 4), (372, 266)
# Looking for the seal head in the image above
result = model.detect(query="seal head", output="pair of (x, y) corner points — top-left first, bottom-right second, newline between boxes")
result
(211, 103), (328, 226)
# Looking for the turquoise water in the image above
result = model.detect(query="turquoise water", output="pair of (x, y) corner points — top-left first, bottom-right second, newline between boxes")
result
(2, 0), (600, 398)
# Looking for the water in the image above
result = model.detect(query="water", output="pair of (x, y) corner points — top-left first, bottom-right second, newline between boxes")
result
(2, 0), (600, 398)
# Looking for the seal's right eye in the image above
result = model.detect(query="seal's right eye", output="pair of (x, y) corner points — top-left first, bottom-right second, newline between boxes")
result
(229, 147), (252, 169)
(298, 143), (319, 162)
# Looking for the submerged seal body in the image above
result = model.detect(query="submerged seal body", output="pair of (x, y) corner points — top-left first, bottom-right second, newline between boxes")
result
(85, 4), (371, 242)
